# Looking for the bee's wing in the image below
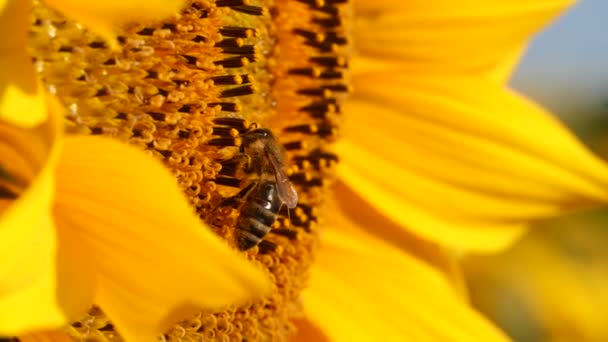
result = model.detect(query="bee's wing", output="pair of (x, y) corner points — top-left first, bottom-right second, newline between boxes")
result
(266, 149), (298, 209)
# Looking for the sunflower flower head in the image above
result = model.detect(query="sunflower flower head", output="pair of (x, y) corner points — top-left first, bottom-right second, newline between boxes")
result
(27, 0), (347, 340)
(3, 0), (274, 340)
(8, 0), (608, 340)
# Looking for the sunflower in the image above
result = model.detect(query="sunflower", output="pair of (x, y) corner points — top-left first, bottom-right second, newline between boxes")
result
(1, 1), (270, 341)
(296, 0), (608, 338)
(3, 0), (608, 341)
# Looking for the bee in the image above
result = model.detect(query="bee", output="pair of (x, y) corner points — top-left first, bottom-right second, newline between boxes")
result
(218, 125), (298, 250)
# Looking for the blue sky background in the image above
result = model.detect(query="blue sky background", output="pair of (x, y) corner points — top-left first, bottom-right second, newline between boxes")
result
(511, 0), (608, 123)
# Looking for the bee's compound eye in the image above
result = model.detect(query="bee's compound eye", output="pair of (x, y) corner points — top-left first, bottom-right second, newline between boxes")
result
(251, 128), (271, 138)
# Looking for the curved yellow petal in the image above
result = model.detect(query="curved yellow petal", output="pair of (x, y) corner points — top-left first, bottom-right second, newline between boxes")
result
(43, 0), (185, 46)
(466, 218), (608, 341)
(331, 181), (469, 291)
(53, 136), (270, 342)
(50, 215), (97, 325)
(485, 45), (527, 83)
(0, 0), (46, 127)
(0, 110), (66, 334)
(353, 0), (576, 20)
(352, 0), (575, 79)
(301, 195), (510, 342)
(340, 72), (608, 252)
(0, 258), (66, 336)
(20, 330), (74, 342)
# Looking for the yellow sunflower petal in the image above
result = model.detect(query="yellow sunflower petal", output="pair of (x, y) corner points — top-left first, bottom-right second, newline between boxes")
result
(466, 218), (608, 341)
(53, 135), (270, 342)
(300, 195), (510, 341)
(0, 0), (47, 127)
(43, 0), (185, 46)
(0, 112), (67, 333)
(0, 261), (66, 336)
(352, 0), (575, 78)
(331, 182), (467, 288)
(0, 213), (66, 336)
(20, 330), (74, 342)
(339, 72), (608, 252)
(485, 45), (527, 83)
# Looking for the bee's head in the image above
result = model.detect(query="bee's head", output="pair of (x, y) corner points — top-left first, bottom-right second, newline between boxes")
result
(249, 127), (272, 137)
(242, 128), (274, 148)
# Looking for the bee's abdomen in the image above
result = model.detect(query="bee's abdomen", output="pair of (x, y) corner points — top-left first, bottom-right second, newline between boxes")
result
(236, 181), (281, 250)
(236, 216), (272, 250)
(241, 200), (277, 226)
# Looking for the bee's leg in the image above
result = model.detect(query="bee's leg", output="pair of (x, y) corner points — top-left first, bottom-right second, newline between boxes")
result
(258, 240), (278, 254)
(242, 154), (254, 173)
(218, 153), (250, 178)
(219, 180), (258, 208)
(207, 181), (258, 227)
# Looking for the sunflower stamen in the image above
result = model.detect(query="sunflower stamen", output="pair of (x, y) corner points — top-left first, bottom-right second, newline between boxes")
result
(213, 55), (253, 68)
(219, 26), (257, 38)
(284, 124), (318, 134)
(219, 84), (255, 98)
(283, 141), (308, 151)
(309, 56), (347, 67)
(270, 228), (299, 240)
(207, 137), (242, 147)
(211, 126), (240, 138)
(216, 0), (251, 7)
(219, 44), (256, 55)
(231, 5), (265, 16)
(215, 38), (245, 48)
(212, 117), (251, 132)
(0, 186), (18, 200)
(215, 176), (242, 188)
(209, 74), (250, 85)
(208, 102), (242, 112)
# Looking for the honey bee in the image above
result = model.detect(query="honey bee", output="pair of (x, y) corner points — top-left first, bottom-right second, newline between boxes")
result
(219, 125), (298, 250)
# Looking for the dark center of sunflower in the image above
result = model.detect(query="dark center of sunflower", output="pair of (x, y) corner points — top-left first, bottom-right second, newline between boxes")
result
(28, 0), (349, 340)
